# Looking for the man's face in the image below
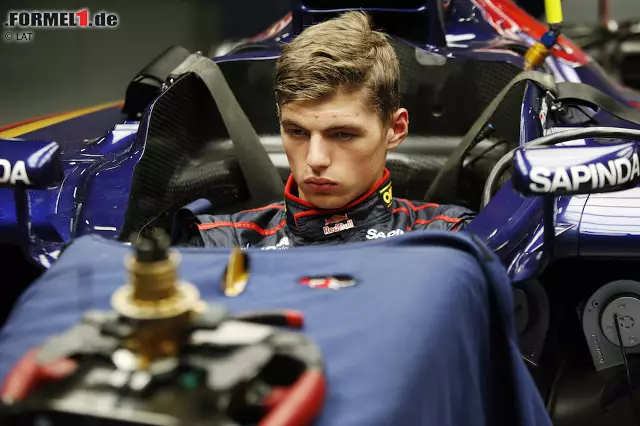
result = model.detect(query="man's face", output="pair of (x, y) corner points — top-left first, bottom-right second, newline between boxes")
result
(280, 89), (408, 209)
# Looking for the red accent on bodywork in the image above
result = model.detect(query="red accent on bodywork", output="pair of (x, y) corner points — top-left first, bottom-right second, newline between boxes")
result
(248, 12), (293, 43)
(473, 0), (589, 65)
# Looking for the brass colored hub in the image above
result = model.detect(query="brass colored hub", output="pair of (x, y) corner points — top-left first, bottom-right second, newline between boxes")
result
(111, 251), (201, 320)
(123, 314), (191, 368)
(110, 231), (205, 368)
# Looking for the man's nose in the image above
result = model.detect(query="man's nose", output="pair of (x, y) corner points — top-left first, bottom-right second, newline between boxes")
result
(306, 134), (331, 170)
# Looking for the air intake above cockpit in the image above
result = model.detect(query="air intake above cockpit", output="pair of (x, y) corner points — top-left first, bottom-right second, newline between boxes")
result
(290, 0), (447, 47)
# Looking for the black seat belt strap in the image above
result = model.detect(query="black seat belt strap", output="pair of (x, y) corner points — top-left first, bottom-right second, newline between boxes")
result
(556, 82), (640, 126)
(425, 70), (557, 203)
(169, 54), (284, 206)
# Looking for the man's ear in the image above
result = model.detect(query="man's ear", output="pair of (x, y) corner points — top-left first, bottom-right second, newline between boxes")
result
(386, 108), (409, 151)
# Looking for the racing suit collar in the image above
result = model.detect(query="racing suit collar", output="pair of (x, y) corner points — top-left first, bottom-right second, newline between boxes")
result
(284, 168), (393, 240)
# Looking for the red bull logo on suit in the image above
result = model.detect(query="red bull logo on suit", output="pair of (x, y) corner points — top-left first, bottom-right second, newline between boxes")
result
(323, 214), (354, 235)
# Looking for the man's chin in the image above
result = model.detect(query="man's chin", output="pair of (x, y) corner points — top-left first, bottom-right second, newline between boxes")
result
(305, 193), (351, 210)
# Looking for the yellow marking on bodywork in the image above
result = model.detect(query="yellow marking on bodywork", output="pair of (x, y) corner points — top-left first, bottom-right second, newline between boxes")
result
(0, 100), (123, 139)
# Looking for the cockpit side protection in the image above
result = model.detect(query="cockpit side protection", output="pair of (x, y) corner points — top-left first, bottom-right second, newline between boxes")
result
(426, 70), (640, 205)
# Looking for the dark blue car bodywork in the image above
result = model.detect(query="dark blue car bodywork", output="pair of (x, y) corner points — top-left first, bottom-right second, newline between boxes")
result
(1, 0), (639, 283)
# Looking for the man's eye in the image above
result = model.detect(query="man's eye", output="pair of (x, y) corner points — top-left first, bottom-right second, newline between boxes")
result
(334, 132), (355, 140)
(286, 129), (306, 138)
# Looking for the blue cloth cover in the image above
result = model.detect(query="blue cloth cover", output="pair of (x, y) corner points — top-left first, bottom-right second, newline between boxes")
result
(0, 231), (552, 426)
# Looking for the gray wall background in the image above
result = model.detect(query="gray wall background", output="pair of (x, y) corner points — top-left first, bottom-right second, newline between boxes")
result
(0, 0), (223, 126)
(0, 0), (638, 127)
(563, 0), (639, 23)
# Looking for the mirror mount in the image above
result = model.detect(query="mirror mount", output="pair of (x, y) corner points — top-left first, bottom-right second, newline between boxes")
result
(14, 186), (33, 249)
(542, 196), (556, 268)
(513, 141), (640, 270)
(513, 142), (640, 197)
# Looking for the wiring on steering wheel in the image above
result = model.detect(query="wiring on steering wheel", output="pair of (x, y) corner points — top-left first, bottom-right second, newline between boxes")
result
(614, 313), (640, 426)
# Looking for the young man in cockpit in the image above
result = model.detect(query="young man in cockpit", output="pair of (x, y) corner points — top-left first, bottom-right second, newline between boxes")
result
(180, 11), (475, 248)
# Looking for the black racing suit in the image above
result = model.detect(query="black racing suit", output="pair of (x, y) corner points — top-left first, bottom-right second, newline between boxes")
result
(177, 169), (475, 248)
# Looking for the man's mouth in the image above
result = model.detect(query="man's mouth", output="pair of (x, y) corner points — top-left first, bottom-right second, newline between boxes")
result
(303, 177), (338, 192)
(304, 177), (337, 185)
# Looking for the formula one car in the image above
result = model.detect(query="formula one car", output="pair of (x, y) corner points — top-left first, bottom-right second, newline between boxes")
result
(3, 0), (640, 424)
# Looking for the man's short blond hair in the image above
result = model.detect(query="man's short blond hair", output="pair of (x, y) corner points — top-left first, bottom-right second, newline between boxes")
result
(274, 11), (400, 125)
